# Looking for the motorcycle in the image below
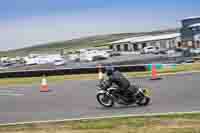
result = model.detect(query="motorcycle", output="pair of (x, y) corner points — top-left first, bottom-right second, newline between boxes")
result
(96, 77), (151, 107)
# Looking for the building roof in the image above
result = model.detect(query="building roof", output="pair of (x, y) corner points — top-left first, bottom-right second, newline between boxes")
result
(182, 16), (200, 21)
(109, 33), (181, 44)
(188, 23), (200, 28)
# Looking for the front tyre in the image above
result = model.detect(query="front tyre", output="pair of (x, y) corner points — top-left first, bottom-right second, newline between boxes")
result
(96, 93), (114, 107)
(136, 97), (151, 106)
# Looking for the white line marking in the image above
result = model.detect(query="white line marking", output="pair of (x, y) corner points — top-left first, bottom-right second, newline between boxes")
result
(0, 90), (15, 93)
(0, 93), (24, 96)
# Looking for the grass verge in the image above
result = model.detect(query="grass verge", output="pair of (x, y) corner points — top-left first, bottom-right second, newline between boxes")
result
(0, 63), (200, 86)
(1, 113), (200, 133)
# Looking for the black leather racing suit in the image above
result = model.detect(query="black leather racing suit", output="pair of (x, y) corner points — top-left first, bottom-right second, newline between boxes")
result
(106, 70), (136, 97)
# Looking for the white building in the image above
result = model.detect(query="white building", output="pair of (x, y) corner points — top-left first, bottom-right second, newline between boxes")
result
(109, 33), (181, 52)
(181, 17), (200, 48)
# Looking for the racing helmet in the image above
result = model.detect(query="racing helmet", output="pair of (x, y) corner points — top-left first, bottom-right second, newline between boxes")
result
(105, 65), (115, 76)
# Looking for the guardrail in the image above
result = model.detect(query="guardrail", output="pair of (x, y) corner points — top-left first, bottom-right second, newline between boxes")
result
(0, 64), (147, 78)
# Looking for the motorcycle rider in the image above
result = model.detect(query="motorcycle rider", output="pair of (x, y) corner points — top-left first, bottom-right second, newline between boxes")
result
(104, 65), (138, 102)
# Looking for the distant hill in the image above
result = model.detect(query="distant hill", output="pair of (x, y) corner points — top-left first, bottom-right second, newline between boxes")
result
(0, 28), (179, 57)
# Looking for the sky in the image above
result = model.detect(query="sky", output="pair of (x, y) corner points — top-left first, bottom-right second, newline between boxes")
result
(0, 0), (199, 51)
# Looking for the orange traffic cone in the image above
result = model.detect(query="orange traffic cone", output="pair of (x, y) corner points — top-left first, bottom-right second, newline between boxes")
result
(97, 64), (103, 80)
(40, 75), (49, 92)
(150, 64), (162, 80)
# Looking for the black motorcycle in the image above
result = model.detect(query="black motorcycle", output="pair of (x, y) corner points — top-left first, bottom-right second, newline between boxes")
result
(96, 77), (151, 107)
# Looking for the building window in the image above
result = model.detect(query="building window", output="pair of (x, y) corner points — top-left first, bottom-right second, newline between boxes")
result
(142, 43), (146, 48)
(160, 40), (166, 48)
(172, 40), (175, 45)
(116, 45), (121, 51)
(155, 41), (161, 48)
(124, 44), (129, 51)
(169, 40), (174, 49)
(133, 44), (139, 51)
(150, 41), (156, 46)
(197, 41), (200, 48)
(178, 41), (182, 47)
(192, 27), (196, 31)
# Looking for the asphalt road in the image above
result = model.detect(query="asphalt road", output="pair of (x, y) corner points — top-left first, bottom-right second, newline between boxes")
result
(0, 73), (200, 124)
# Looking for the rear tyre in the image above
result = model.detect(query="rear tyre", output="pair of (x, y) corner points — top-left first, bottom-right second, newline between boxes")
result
(96, 93), (114, 107)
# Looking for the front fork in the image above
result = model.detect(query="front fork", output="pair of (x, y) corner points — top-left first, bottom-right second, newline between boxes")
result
(135, 88), (145, 101)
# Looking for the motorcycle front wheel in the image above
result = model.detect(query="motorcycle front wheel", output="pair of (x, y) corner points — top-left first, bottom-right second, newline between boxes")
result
(96, 93), (114, 107)
(136, 96), (151, 106)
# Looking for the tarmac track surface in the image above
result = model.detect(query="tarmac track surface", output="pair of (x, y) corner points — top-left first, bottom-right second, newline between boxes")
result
(0, 73), (200, 124)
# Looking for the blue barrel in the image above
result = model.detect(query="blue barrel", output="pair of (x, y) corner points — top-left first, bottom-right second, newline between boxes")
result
(147, 64), (163, 71)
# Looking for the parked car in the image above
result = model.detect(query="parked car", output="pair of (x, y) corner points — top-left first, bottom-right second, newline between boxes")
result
(68, 54), (80, 62)
(166, 49), (176, 55)
(184, 59), (195, 63)
(152, 49), (160, 54)
(109, 51), (121, 56)
(80, 50), (110, 62)
(167, 49), (185, 57)
(158, 49), (168, 54)
(174, 48), (192, 57)
(143, 46), (158, 54)
(54, 60), (66, 66)
(190, 48), (200, 55)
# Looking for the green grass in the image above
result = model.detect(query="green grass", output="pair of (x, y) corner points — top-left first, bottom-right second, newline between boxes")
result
(1, 112), (200, 133)
(0, 63), (200, 86)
